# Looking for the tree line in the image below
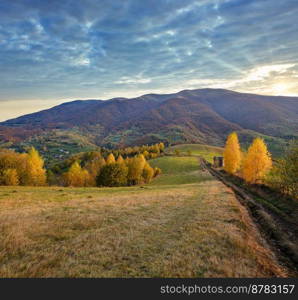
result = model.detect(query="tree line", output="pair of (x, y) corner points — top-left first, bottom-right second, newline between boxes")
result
(0, 142), (164, 187)
(223, 132), (297, 199)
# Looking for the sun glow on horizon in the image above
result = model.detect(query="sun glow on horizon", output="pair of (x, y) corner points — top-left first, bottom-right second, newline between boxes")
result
(271, 83), (291, 95)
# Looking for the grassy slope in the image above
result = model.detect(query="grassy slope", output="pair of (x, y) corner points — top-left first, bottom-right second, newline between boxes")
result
(0, 156), (285, 277)
(167, 144), (224, 162)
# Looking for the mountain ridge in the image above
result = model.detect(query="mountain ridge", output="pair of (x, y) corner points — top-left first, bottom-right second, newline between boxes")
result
(0, 88), (297, 158)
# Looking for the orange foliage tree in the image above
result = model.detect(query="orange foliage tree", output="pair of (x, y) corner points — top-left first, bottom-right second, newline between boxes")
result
(63, 161), (90, 187)
(242, 137), (272, 184)
(25, 147), (47, 186)
(2, 168), (19, 186)
(106, 153), (116, 164)
(223, 132), (241, 174)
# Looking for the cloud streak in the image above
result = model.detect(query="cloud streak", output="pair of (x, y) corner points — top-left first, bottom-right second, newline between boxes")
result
(0, 0), (297, 120)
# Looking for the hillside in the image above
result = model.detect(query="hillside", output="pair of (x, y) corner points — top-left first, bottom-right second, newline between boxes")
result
(0, 89), (297, 158)
(0, 156), (286, 277)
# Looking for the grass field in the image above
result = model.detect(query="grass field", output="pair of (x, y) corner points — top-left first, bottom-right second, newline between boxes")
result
(167, 144), (224, 162)
(0, 155), (285, 277)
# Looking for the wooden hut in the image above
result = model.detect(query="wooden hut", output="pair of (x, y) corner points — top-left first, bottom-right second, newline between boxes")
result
(213, 156), (224, 168)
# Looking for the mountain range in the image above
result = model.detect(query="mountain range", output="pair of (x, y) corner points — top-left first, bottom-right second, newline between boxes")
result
(0, 89), (297, 160)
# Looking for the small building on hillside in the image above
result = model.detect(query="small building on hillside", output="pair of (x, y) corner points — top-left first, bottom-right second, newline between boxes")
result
(213, 156), (224, 168)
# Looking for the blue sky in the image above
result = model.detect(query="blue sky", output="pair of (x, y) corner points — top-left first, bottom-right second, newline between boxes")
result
(0, 0), (298, 120)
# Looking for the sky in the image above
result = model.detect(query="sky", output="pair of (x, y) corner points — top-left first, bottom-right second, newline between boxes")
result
(0, 0), (298, 121)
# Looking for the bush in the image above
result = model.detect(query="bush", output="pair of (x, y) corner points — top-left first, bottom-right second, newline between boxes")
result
(97, 163), (128, 187)
(153, 167), (162, 177)
(142, 163), (154, 183)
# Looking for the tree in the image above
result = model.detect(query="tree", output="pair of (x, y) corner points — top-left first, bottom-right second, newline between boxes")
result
(142, 150), (150, 159)
(63, 161), (90, 187)
(242, 137), (272, 184)
(159, 142), (165, 152)
(267, 140), (298, 198)
(116, 155), (124, 164)
(25, 147), (47, 186)
(223, 132), (241, 174)
(142, 163), (154, 183)
(106, 153), (116, 164)
(0, 150), (27, 185)
(85, 157), (106, 186)
(138, 154), (147, 165)
(152, 144), (160, 154)
(46, 170), (57, 186)
(2, 169), (19, 186)
(127, 155), (146, 185)
(97, 163), (128, 187)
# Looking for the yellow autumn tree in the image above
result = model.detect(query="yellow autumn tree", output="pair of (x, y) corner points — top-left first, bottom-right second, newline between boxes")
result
(25, 147), (47, 186)
(242, 137), (272, 184)
(106, 153), (116, 164)
(158, 142), (165, 152)
(223, 132), (241, 174)
(2, 168), (19, 186)
(116, 155), (124, 164)
(63, 161), (90, 187)
(127, 155), (146, 185)
(85, 157), (106, 186)
(142, 162), (154, 183)
(142, 150), (150, 159)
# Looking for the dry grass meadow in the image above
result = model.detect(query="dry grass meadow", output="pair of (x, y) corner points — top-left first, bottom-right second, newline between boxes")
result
(0, 156), (287, 277)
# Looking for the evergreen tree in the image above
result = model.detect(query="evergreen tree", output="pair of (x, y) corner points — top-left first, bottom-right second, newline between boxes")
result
(46, 170), (57, 186)
(223, 132), (241, 174)
(242, 137), (272, 184)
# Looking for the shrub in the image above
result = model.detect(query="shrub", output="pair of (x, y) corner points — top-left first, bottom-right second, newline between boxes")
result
(97, 163), (128, 187)
(153, 167), (162, 177)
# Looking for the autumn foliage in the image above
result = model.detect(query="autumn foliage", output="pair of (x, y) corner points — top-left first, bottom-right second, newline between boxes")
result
(242, 138), (272, 184)
(223, 133), (273, 185)
(0, 142), (163, 187)
(0, 147), (46, 186)
(223, 132), (241, 174)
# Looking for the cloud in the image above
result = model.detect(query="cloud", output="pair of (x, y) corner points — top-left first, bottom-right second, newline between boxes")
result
(114, 75), (152, 85)
(0, 0), (298, 120)
(244, 64), (296, 81)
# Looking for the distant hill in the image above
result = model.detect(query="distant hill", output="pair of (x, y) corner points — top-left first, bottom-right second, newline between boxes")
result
(0, 89), (297, 159)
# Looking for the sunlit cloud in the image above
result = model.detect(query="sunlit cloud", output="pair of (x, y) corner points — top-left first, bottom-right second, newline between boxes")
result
(0, 0), (297, 120)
